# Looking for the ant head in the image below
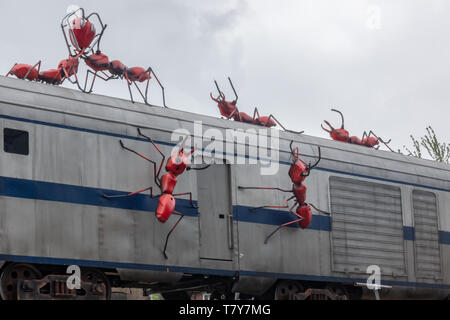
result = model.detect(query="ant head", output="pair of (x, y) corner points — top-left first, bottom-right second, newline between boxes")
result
(288, 144), (321, 183)
(166, 137), (196, 176)
(321, 109), (350, 142)
(69, 17), (96, 52)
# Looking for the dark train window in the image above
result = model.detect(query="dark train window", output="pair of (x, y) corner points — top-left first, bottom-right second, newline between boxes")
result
(3, 128), (29, 155)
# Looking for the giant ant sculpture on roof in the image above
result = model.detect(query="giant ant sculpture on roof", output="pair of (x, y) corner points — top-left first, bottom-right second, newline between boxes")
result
(321, 109), (394, 151)
(6, 57), (80, 86)
(210, 77), (303, 134)
(60, 7), (167, 106)
(6, 7), (166, 107)
(102, 128), (209, 258)
(238, 141), (329, 243)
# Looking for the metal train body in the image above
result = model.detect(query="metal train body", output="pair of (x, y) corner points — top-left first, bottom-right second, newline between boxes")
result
(0, 75), (449, 299)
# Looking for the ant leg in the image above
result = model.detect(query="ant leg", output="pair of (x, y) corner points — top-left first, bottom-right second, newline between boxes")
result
(24, 61), (41, 81)
(173, 192), (197, 209)
(238, 186), (292, 212)
(238, 186), (292, 192)
(252, 107), (261, 123)
(80, 70), (115, 93)
(305, 146), (322, 172)
(264, 203), (300, 244)
(5, 63), (18, 77)
(249, 196), (295, 212)
(133, 81), (147, 104)
(148, 67), (167, 108)
(124, 73), (135, 103)
(308, 202), (330, 215)
(268, 114), (304, 134)
(137, 128), (165, 183)
(102, 187), (157, 199)
(187, 164), (211, 171)
(162, 211), (184, 259)
(85, 12), (107, 52)
(119, 139), (161, 188)
(369, 130), (394, 152)
(85, 70), (96, 93)
(144, 77), (150, 105)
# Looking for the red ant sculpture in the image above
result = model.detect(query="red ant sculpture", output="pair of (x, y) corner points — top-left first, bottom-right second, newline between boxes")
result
(210, 77), (302, 134)
(6, 7), (167, 106)
(6, 57), (80, 86)
(61, 8), (166, 106)
(321, 109), (393, 151)
(238, 141), (329, 244)
(61, 7), (107, 59)
(102, 128), (209, 258)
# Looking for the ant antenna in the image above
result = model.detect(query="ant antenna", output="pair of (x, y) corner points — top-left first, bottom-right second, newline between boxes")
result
(228, 77), (238, 104)
(331, 108), (345, 129)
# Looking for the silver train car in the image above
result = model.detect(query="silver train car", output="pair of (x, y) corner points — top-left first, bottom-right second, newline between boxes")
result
(0, 75), (449, 300)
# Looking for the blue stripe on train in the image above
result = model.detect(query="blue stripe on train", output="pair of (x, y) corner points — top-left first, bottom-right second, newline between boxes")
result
(0, 176), (198, 217)
(1, 175), (450, 243)
(403, 226), (415, 241)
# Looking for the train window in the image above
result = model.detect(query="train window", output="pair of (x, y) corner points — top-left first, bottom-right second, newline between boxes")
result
(412, 190), (441, 279)
(3, 128), (29, 155)
(329, 176), (406, 276)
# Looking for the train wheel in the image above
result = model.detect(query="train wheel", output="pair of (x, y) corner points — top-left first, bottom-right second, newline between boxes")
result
(325, 285), (349, 300)
(81, 268), (112, 300)
(0, 263), (42, 300)
(274, 281), (304, 300)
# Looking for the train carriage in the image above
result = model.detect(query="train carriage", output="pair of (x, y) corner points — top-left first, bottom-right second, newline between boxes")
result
(0, 75), (449, 300)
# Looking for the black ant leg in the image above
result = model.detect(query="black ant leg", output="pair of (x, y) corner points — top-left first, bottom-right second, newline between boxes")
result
(136, 128), (165, 185)
(268, 114), (304, 134)
(79, 69), (116, 93)
(119, 140), (162, 188)
(264, 202), (300, 244)
(249, 196), (296, 212)
(123, 72), (135, 103)
(238, 186), (292, 192)
(148, 67), (167, 108)
(134, 80), (147, 105)
(27, 61), (41, 80)
(162, 211), (184, 259)
(103, 187), (157, 199)
(238, 186), (293, 211)
(173, 192), (198, 209)
(307, 202), (330, 215)
(368, 130), (394, 152)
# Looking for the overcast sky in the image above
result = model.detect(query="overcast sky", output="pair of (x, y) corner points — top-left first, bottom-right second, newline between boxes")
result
(1, 0), (449, 153)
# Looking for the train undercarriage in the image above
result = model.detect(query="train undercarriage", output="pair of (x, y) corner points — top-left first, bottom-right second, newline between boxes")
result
(0, 262), (359, 300)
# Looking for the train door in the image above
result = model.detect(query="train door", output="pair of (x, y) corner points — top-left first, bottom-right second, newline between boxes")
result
(196, 164), (233, 261)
